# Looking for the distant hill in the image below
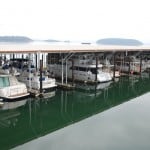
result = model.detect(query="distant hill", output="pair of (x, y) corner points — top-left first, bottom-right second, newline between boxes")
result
(44, 39), (71, 43)
(0, 36), (33, 43)
(96, 38), (143, 46)
(44, 39), (60, 42)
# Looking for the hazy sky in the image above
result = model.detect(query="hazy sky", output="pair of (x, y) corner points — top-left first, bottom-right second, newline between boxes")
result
(0, 0), (150, 42)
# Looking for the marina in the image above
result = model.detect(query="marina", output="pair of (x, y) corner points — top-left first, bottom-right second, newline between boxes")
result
(0, 44), (150, 96)
(0, 44), (150, 150)
(1, 0), (150, 149)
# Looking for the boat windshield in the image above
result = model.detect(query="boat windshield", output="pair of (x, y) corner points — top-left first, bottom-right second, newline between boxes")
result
(90, 68), (97, 74)
(0, 77), (10, 88)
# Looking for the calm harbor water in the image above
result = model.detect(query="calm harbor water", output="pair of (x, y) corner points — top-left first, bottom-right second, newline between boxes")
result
(0, 74), (150, 150)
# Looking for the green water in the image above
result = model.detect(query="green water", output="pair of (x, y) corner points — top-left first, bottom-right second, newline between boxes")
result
(0, 75), (150, 150)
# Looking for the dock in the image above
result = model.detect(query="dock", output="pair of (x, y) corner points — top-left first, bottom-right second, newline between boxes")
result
(56, 82), (75, 90)
(28, 89), (40, 97)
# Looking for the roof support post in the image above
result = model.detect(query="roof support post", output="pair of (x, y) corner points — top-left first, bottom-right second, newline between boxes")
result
(95, 54), (98, 82)
(113, 52), (116, 80)
(61, 55), (64, 85)
(128, 52), (131, 75)
(66, 60), (68, 84)
(40, 58), (43, 96)
(28, 53), (32, 91)
(140, 52), (143, 75)
(35, 53), (38, 71)
(72, 59), (74, 86)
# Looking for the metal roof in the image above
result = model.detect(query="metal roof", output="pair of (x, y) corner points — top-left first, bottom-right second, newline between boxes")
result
(0, 44), (150, 53)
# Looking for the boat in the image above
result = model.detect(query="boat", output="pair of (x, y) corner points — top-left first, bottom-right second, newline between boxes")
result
(8, 58), (57, 95)
(0, 62), (20, 76)
(15, 65), (57, 95)
(48, 54), (112, 83)
(100, 58), (120, 78)
(0, 101), (4, 107)
(17, 69), (56, 90)
(0, 74), (29, 101)
(0, 60), (29, 101)
(115, 56), (147, 74)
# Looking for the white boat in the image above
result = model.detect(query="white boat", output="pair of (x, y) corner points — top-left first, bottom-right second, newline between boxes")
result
(0, 74), (29, 101)
(0, 101), (4, 106)
(9, 58), (57, 93)
(0, 65), (20, 76)
(115, 56), (147, 74)
(17, 66), (57, 92)
(100, 58), (120, 78)
(48, 54), (112, 83)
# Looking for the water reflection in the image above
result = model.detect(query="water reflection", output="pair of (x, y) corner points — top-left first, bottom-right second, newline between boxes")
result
(0, 100), (27, 110)
(76, 81), (112, 91)
(0, 75), (150, 150)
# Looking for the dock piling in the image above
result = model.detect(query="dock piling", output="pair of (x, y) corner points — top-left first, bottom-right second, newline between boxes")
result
(140, 52), (143, 75)
(40, 59), (43, 96)
(113, 52), (116, 80)
(95, 54), (98, 82)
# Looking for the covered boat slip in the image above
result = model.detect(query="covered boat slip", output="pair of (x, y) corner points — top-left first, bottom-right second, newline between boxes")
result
(0, 43), (150, 90)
